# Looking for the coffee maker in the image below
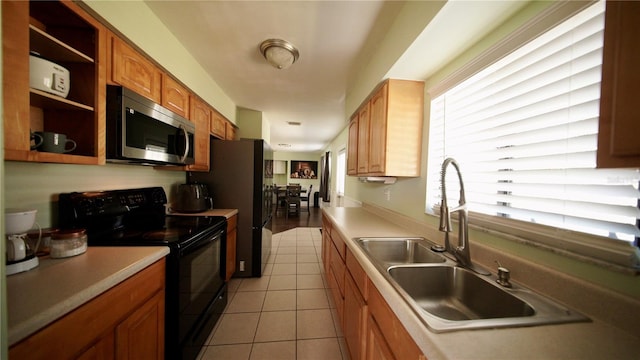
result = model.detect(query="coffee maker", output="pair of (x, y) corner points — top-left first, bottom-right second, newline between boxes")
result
(5, 209), (41, 275)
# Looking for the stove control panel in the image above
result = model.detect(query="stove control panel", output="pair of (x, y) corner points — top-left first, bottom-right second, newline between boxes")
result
(58, 187), (167, 224)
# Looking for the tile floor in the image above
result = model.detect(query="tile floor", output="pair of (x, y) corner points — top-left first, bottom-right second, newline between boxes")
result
(198, 227), (350, 360)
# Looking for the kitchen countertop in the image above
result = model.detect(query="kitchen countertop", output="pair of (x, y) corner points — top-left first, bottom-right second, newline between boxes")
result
(6, 246), (170, 346)
(167, 208), (238, 218)
(322, 206), (639, 359)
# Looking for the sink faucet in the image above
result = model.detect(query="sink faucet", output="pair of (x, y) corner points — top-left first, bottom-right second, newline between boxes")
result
(439, 158), (489, 275)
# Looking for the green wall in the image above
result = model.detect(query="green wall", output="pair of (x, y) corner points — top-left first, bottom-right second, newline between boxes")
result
(273, 151), (322, 190)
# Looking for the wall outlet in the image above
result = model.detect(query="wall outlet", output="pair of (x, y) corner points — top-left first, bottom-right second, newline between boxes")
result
(239, 260), (245, 272)
(384, 188), (391, 201)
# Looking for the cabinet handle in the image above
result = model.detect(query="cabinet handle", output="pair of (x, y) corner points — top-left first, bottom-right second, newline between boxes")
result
(179, 124), (190, 163)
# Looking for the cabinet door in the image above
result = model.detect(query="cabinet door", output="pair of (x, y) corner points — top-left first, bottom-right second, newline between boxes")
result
(225, 215), (238, 281)
(77, 332), (115, 360)
(111, 37), (162, 103)
(211, 109), (227, 139)
(366, 314), (395, 360)
(368, 83), (388, 175)
(368, 281), (424, 360)
(322, 219), (332, 271)
(187, 96), (211, 172)
(115, 291), (165, 360)
(162, 75), (190, 118)
(596, 0), (640, 168)
(357, 103), (371, 174)
(347, 115), (359, 175)
(344, 272), (367, 360)
(226, 121), (237, 140)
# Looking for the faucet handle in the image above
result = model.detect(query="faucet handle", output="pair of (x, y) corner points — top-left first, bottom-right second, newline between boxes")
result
(439, 203), (452, 232)
(495, 261), (512, 288)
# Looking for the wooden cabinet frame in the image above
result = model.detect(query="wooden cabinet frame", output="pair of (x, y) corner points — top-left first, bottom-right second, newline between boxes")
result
(348, 79), (424, 177)
(3, 0), (106, 165)
(596, 0), (640, 168)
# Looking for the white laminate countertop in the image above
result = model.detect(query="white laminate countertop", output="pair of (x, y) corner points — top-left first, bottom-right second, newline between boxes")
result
(322, 207), (640, 360)
(167, 208), (238, 218)
(6, 246), (170, 346)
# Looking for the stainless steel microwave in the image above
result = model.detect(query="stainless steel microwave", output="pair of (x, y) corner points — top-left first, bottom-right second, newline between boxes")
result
(106, 85), (195, 166)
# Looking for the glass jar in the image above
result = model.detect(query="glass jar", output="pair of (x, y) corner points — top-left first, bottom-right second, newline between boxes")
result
(50, 229), (88, 258)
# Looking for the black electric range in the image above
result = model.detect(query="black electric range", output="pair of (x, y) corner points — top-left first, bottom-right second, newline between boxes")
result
(58, 187), (228, 360)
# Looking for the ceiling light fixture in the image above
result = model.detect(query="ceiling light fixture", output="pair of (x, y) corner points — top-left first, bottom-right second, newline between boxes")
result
(260, 39), (299, 70)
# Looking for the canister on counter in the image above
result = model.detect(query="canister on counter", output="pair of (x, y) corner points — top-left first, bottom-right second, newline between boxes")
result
(50, 229), (87, 258)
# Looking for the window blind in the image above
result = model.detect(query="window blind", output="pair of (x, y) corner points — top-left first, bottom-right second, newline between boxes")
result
(427, 0), (640, 244)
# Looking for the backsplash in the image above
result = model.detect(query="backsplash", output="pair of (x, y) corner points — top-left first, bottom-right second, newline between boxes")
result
(4, 161), (185, 228)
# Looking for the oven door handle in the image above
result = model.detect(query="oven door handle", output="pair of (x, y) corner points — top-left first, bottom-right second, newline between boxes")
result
(179, 228), (225, 256)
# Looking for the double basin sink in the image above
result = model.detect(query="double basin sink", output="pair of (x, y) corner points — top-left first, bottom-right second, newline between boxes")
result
(356, 237), (589, 332)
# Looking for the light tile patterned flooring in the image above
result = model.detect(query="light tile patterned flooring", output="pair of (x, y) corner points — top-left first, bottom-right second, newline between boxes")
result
(198, 227), (350, 360)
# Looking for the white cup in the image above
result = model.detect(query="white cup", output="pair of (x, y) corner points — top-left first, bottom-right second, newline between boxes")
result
(7, 236), (27, 261)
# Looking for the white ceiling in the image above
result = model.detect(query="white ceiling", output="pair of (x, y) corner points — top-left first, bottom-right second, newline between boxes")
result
(144, 1), (528, 153)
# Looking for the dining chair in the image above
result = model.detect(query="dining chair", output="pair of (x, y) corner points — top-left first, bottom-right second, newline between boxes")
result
(300, 184), (312, 213)
(285, 185), (301, 218)
(275, 185), (287, 216)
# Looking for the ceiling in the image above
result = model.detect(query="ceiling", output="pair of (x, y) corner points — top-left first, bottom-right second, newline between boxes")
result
(144, 1), (528, 153)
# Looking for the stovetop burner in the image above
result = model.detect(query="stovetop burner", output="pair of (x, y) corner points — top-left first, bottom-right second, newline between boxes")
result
(58, 187), (226, 247)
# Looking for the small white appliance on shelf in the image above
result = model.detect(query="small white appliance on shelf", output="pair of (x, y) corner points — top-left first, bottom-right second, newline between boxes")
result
(29, 52), (70, 98)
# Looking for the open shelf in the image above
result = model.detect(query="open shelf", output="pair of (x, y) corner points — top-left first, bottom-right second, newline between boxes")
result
(29, 24), (94, 64)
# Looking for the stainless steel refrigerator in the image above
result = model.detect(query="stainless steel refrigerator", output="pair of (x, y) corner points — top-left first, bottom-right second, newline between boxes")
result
(189, 138), (273, 277)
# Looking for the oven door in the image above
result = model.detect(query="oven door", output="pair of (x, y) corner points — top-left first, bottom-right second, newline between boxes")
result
(166, 227), (227, 360)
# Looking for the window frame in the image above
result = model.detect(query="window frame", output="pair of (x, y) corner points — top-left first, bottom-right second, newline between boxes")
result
(425, 0), (640, 271)
(336, 148), (346, 197)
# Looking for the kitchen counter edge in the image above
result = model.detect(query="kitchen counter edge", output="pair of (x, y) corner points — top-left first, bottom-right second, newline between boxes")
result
(6, 246), (170, 346)
(167, 208), (238, 218)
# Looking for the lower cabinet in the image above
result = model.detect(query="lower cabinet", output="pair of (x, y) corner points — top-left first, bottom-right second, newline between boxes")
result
(226, 214), (238, 281)
(366, 313), (396, 360)
(322, 217), (426, 360)
(9, 259), (166, 359)
(344, 271), (367, 360)
(367, 280), (426, 360)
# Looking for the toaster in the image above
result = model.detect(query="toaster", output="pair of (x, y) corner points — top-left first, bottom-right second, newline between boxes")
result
(29, 54), (70, 98)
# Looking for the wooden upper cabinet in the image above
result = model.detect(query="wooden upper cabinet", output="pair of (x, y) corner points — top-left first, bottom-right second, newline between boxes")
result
(2, 0), (30, 155)
(347, 114), (359, 175)
(211, 109), (227, 139)
(368, 83), (389, 174)
(226, 121), (237, 140)
(2, 0), (105, 165)
(111, 35), (162, 103)
(350, 79), (424, 177)
(357, 102), (371, 174)
(162, 75), (190, 119)
(596, 0), (640, 168)
(187, 95), (211, 172)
